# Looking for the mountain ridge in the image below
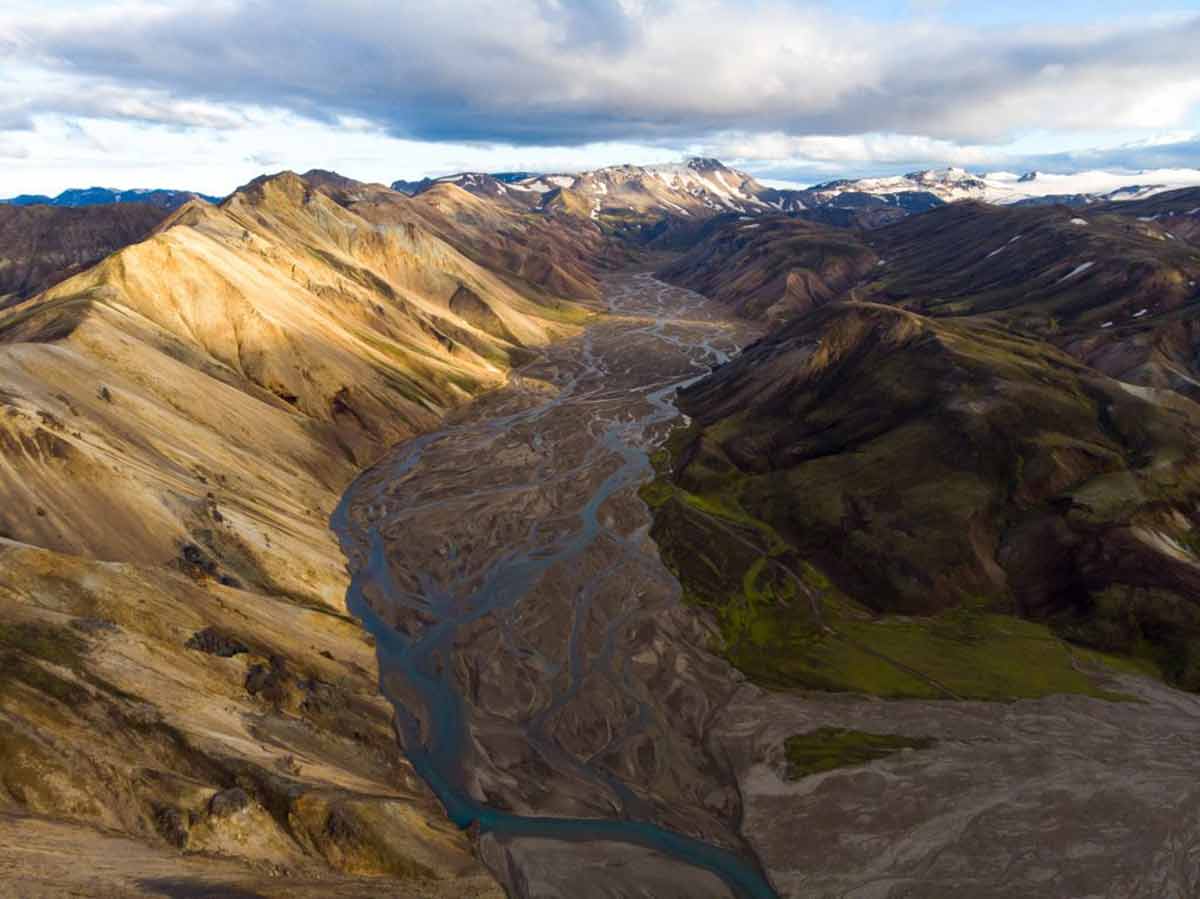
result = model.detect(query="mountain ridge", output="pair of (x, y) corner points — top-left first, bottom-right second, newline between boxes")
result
(1, 186), (223, 210)
(0, 168), (596, 890)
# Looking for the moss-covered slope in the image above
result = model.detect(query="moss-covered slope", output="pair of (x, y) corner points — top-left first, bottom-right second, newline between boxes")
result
(646, 301), (1200, 696)
(658, 216), (878, 321)
(863, 202), (1200, 398)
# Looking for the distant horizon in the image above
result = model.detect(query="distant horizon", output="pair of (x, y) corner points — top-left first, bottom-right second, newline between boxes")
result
(2, 1), (1199, 197)
(7, 157), (1200, 201)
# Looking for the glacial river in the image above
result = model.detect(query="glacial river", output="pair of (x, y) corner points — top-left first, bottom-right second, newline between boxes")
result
(332, 274), (777, 898)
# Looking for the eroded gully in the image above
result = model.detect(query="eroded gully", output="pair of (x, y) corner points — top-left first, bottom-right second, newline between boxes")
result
(331, 273), (776, 898)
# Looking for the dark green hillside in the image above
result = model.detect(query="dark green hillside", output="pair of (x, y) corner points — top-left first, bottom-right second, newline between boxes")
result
(1097, 186), (1200, 247)
(658, 217), (877, 320)
(646, 301), (1200, 697)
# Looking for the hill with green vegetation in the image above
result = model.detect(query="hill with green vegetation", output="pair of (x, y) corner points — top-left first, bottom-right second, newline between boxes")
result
(657, 217), (879, 320)
(645, 300), (1200, 697)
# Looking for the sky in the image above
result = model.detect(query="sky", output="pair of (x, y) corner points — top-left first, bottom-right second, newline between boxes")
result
(0, 0), (1199, 196)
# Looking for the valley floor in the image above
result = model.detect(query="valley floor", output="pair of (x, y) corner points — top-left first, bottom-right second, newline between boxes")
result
(7, 270), (1200, 898)
(335, 273), (1200, 898)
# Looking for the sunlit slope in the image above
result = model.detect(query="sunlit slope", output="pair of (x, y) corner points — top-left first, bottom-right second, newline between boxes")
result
(318, 174), (630, 303)
(0, 170), (589, 884)
(1098, 185), (1200, 247)
(0, 170), (583, 603)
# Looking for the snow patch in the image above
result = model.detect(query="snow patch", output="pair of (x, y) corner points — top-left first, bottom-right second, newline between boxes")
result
(812, 167), (1200, 207)
(1057, 261), (1096, 283)
(1119, 382), (1162, 405)
(1070, 218), (1089, 226)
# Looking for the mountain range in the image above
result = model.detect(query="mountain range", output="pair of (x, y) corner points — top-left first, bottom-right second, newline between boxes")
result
(1, 187), (223, 210)
(14, 157), (1200, 230)
(393, 158), (1200, 228)
(5, 157), (1200, 896)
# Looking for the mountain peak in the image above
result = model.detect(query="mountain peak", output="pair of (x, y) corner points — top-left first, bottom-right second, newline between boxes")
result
(905, 167), (979, 183)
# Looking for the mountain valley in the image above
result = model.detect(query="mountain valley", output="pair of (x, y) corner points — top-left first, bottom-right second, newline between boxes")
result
(4, 158), (1200, 898)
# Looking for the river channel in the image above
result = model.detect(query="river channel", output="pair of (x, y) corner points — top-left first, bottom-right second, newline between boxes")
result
(332, 273), (775, 898)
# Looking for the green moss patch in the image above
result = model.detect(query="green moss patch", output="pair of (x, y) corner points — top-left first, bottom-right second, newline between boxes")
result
(644, 466), (1148, 701)
(784, 727), (935, 780)
(637, 291), (1200, 697)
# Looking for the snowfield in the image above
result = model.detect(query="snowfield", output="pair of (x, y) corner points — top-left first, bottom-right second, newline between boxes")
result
(808, 167), (1200, 206)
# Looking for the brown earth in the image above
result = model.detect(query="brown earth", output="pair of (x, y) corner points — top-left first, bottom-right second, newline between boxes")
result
(0, 170), (606, 892)
(0, 203), (167, 306)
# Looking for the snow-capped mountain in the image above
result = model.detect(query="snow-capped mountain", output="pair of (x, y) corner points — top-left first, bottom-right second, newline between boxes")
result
(398, 158), (780, 222)
(394, 159), (1200, 231)
(803, 168), (990, 205)
(802, 167), (1200, 208)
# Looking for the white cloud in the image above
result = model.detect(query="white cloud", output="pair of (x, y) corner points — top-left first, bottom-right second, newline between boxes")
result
(1, 1), (1197, 145)
(0, 2), (1198, 192)
(0, 136), (29, 159)
(708, 133), (1000, 168)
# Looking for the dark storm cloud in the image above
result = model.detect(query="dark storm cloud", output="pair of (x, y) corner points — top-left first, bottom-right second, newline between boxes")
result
(4, 1), (1200, 147)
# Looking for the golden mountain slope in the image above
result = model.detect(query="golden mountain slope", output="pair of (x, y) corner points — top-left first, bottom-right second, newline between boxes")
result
(311, 173), (631, 302)
(0, 170), (589, 890)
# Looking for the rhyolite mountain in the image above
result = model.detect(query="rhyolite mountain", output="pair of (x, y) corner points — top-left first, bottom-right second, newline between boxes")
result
(664, 199), (1200, 398)
(7, 157), (1200, 895)
(647, 301), (1200, 692)
(1097, 186), (1200, 247)
(0, 168), (607, 891)
(396, 159), (781, 237)
(657, 216), (879, 320)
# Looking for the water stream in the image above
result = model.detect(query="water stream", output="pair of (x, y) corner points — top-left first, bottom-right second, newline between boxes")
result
(331, 274), (778, 899)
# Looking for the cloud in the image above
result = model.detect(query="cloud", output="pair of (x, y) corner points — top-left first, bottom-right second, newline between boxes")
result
(733, 131), (1200, 185)
(0, 136), (29, 159)
(1, 0), (1197, 150)
(708, 132), (1001, 167)
(1012, 134), (1200, 174)
(244, 151), (283, 167)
